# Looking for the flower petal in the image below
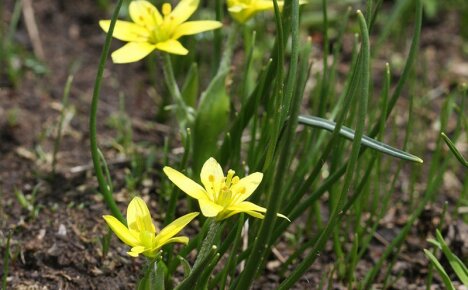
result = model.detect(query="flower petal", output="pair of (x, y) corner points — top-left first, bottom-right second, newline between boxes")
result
(154, 39), (189, 55)
(200, 157), (224, 200)
(129, 0), (162, 27)
(199, 198), (224, 217)
(227, 201), (289, 221)
(244, 210), (265, 219)
(163, 166), (209, 199)
(172, 20), (222, 39)
(128, 245), (145, 257)
(159, 236), (190, 247)
(171, 0), (199, 26)
(154, 212), (199, 245)
(231, 172), (263, 203)
(99, 20), (149, 42)
(127, 197), (156, 234)
(254, 1), (282, 11)
(111, 42), (156, 63)
(228, 201), (267, 213)
(103, 215), (139, 246)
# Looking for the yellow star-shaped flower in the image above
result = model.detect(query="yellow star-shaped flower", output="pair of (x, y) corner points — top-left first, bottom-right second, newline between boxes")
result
(227, 0), (282, 23)
(164, 157), (288, 221)
(227, 0), (306, 24)
(100, 0), (223, 63)
(103, 196), (199, 258)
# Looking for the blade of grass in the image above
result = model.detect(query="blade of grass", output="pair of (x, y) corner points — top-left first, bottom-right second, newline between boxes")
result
(279, 10), (371, 289)
(441, 133), (468, 167)
(52, 75), (74, 174)
(424, 250), (456, 290)
(89, 0), (125, 222)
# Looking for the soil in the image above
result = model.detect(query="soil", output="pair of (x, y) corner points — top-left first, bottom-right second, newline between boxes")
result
(0, 0), (467, 289)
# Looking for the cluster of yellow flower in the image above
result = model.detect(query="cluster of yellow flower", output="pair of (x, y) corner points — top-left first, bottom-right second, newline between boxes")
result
(104, 157), (287, 258)
(100, 0), (295, 259)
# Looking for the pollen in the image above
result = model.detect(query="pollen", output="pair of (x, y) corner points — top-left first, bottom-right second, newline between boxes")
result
(209, 175), (215, 182)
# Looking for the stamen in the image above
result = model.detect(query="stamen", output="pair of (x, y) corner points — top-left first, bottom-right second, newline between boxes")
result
(225, 169), (235, 187)
(162, 3), (172, 16)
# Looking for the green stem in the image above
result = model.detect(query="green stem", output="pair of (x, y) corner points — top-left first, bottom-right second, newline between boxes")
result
(162, 54), (192, 130)
(89, 0), (125, 223)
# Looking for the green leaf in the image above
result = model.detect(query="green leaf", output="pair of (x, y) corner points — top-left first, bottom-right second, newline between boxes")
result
(435, 230), (468, 285)
(441, 133), (468, 168)
(424, 249), (456, 290)
(298, 115), (423, 163)
(177, 256), (192, 279)
(181, 63), (199, 108)
(192, 70), (230, 173)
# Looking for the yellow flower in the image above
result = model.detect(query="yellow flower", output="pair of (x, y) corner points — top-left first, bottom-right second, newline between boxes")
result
(100, 0), (223, 63)
(103, 196), (199, 258)
(227, 0), (306, 24)
(227, 0), (283, 23)
(163, 157), (288, 221)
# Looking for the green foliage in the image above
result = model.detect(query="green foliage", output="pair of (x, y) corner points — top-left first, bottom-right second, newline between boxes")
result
(89, 0), (465, 288)
(426, 229), (468, 286)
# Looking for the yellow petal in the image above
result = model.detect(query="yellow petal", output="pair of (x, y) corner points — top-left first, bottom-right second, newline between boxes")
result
(99, 20), (149, 42)
(161, 236), (189, 245)
(230, 172), (263, 202)
(227, 202), (289, 220)
(254, 1), (283, 11)
(200, 157), (224, 199)
(103, 215), (139, 246)
(163, 166), (208, 199)
(172, 20), (223, 40)
(171, 0), (199, 26)
(244, 210), (265, 219)
(154, 39), (189, 55)
(111, 42), (156, 63)
(127, 197), (156, 233)
(154, 212), (199, 245)
(199, 198), (224, 217)
(228, 201), (267, 213)
(128, 245), (145, 257)
(129, 0), (162, 27)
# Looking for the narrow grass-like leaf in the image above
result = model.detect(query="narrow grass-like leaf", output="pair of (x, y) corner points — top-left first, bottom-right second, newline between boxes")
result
(279, 10), (371, 289)
(89, 0), (125, 222)
(233, 1), (297, 288)
(435, 229), (468, 285)
(175, 246), (218, 290)
(52, 75), (74, 174)
(298, 115), (423, 163)
(441, 133), (468, 168)
(424, 249), (456, 290)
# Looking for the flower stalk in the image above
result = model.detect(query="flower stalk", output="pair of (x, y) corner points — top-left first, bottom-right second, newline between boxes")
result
(162, 53), (194, 130)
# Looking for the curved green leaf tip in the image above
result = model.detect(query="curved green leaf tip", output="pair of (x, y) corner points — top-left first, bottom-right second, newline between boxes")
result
(441, 132), (468, 168)
(298, 115), (424, 163)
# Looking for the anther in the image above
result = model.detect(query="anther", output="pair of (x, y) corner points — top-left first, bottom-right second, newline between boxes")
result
(162, 3), (172, 16)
